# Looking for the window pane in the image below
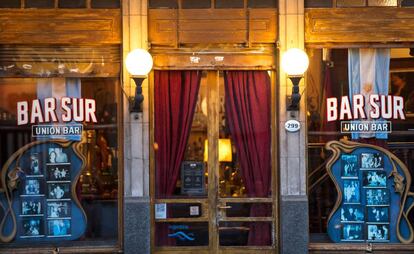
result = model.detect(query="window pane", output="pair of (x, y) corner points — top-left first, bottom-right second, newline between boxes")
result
(216, 0), (244, 8)
(336, 0), (366, 7)
(368, 0), (397, 6)
(219, 71), (272, 198)
(91, 0), (120, 8)
(307, 48), (414, 243)
(219, 221), (272, 246)
(0, 0), (20, 8)
(154, 71), (207, 198)
(248, 0), (277, 8)
(305, 0), (333, 8)
(225, 203), (272, 217)
(182, 0), (211, 9)
(25, 0), (54, 8)
(59, 0), (86, 8)
(0, 77), (119, 245)
(155, 222), (209, 246)
(149, 0), (178, 8)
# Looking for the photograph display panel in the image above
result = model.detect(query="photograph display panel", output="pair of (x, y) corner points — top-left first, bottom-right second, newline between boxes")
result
(6, 143), (84, 242)
(325, 144), (399, 243)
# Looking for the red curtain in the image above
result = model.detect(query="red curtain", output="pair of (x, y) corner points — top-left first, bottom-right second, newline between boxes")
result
(320, 65), (338, 143)
(154, 70), (201, 198)
(154, 70), (201, 245)
(224, 71), (272, 245)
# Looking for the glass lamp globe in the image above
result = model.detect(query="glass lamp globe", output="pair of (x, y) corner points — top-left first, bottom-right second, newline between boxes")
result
(281, 48), (309, 76)
(125, 49), (153, 76)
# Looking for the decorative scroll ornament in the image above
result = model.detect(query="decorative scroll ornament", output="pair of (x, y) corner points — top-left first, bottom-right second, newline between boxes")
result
(326, 139), (414, 243)
(0, 140), (87, 243)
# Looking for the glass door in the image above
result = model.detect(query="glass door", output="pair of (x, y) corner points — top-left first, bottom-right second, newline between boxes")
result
(152, 70), (276, 253)
(214, 70), (276, 253)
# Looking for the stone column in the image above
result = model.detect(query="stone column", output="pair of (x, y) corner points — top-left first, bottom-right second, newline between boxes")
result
(122, 0), (151, 253)
(278, 1), (309, 254)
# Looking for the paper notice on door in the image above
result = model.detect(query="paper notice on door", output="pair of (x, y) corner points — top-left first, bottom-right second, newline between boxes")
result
(155, 203), (167, 219)
(189, 205), (200, 216)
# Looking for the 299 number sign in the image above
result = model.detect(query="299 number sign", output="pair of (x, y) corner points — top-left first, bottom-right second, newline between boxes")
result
(285, 119), (301, 132)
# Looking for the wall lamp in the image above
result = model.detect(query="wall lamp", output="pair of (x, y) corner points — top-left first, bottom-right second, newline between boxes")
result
(125, 49), (153, 113)
(281, 48), (309, 111)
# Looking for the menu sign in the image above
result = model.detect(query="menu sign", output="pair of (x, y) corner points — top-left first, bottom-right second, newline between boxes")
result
(0, 141), (86, 243)
(181, 161), (205, 195)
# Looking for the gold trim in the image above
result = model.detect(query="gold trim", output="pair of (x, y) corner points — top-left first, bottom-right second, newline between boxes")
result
(325, 139), (414, 244)
(72, 141), (88, 231)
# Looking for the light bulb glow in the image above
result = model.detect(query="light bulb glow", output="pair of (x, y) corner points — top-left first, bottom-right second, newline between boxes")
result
(281, 48), (309, 76)
(125, 49), (153, 76)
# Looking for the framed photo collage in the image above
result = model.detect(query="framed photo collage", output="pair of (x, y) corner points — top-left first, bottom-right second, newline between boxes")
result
(19, 147), (72, 239)
(340, 152), (390, 242)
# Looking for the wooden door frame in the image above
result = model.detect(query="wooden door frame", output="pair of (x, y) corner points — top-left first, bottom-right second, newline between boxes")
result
(149, 69), (279, 254)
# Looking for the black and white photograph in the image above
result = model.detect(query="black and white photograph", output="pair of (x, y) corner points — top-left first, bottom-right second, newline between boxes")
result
(48, 148), (69, 164)
(343, 180), (360, 203)
(366, 189), (390, 206)
(24, 179), (42, 195)
(367, 207), (389, 222)
(47, 219), (71, 237)
(341, 154), (358, 178)
(21, 218), (44, 237)
(27, 153), (42, 176)
(21, 198), (43, 216)
(340, 205), (364, 222)
(47, 183), (70, 200)
(361, 153), (384, 169)
(341, 223), (363, 241)
(363, 171), (387, 188)
(47, 164), (71, 181)
(367, 224), (389, 241)
(47, 202), (71, 218)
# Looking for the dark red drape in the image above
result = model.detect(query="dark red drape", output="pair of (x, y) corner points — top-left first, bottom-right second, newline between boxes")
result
(154, 70), (201, 198)
(154, 70), (201, 246)
(320, 65), (338, 143)
(224, 70), (272, 246)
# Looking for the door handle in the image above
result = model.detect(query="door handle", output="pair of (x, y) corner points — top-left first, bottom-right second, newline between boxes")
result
(217, 205), (232, 209)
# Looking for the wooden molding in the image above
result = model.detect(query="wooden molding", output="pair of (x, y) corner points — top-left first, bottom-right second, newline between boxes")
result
(149, 9), (277, 47)
(306, 8), (414, 46)
(0, 9), (121, 44)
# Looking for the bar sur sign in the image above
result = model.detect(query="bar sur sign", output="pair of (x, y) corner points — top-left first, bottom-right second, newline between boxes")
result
(327, 94), (405, 122)
(17, 97), (97, 126)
